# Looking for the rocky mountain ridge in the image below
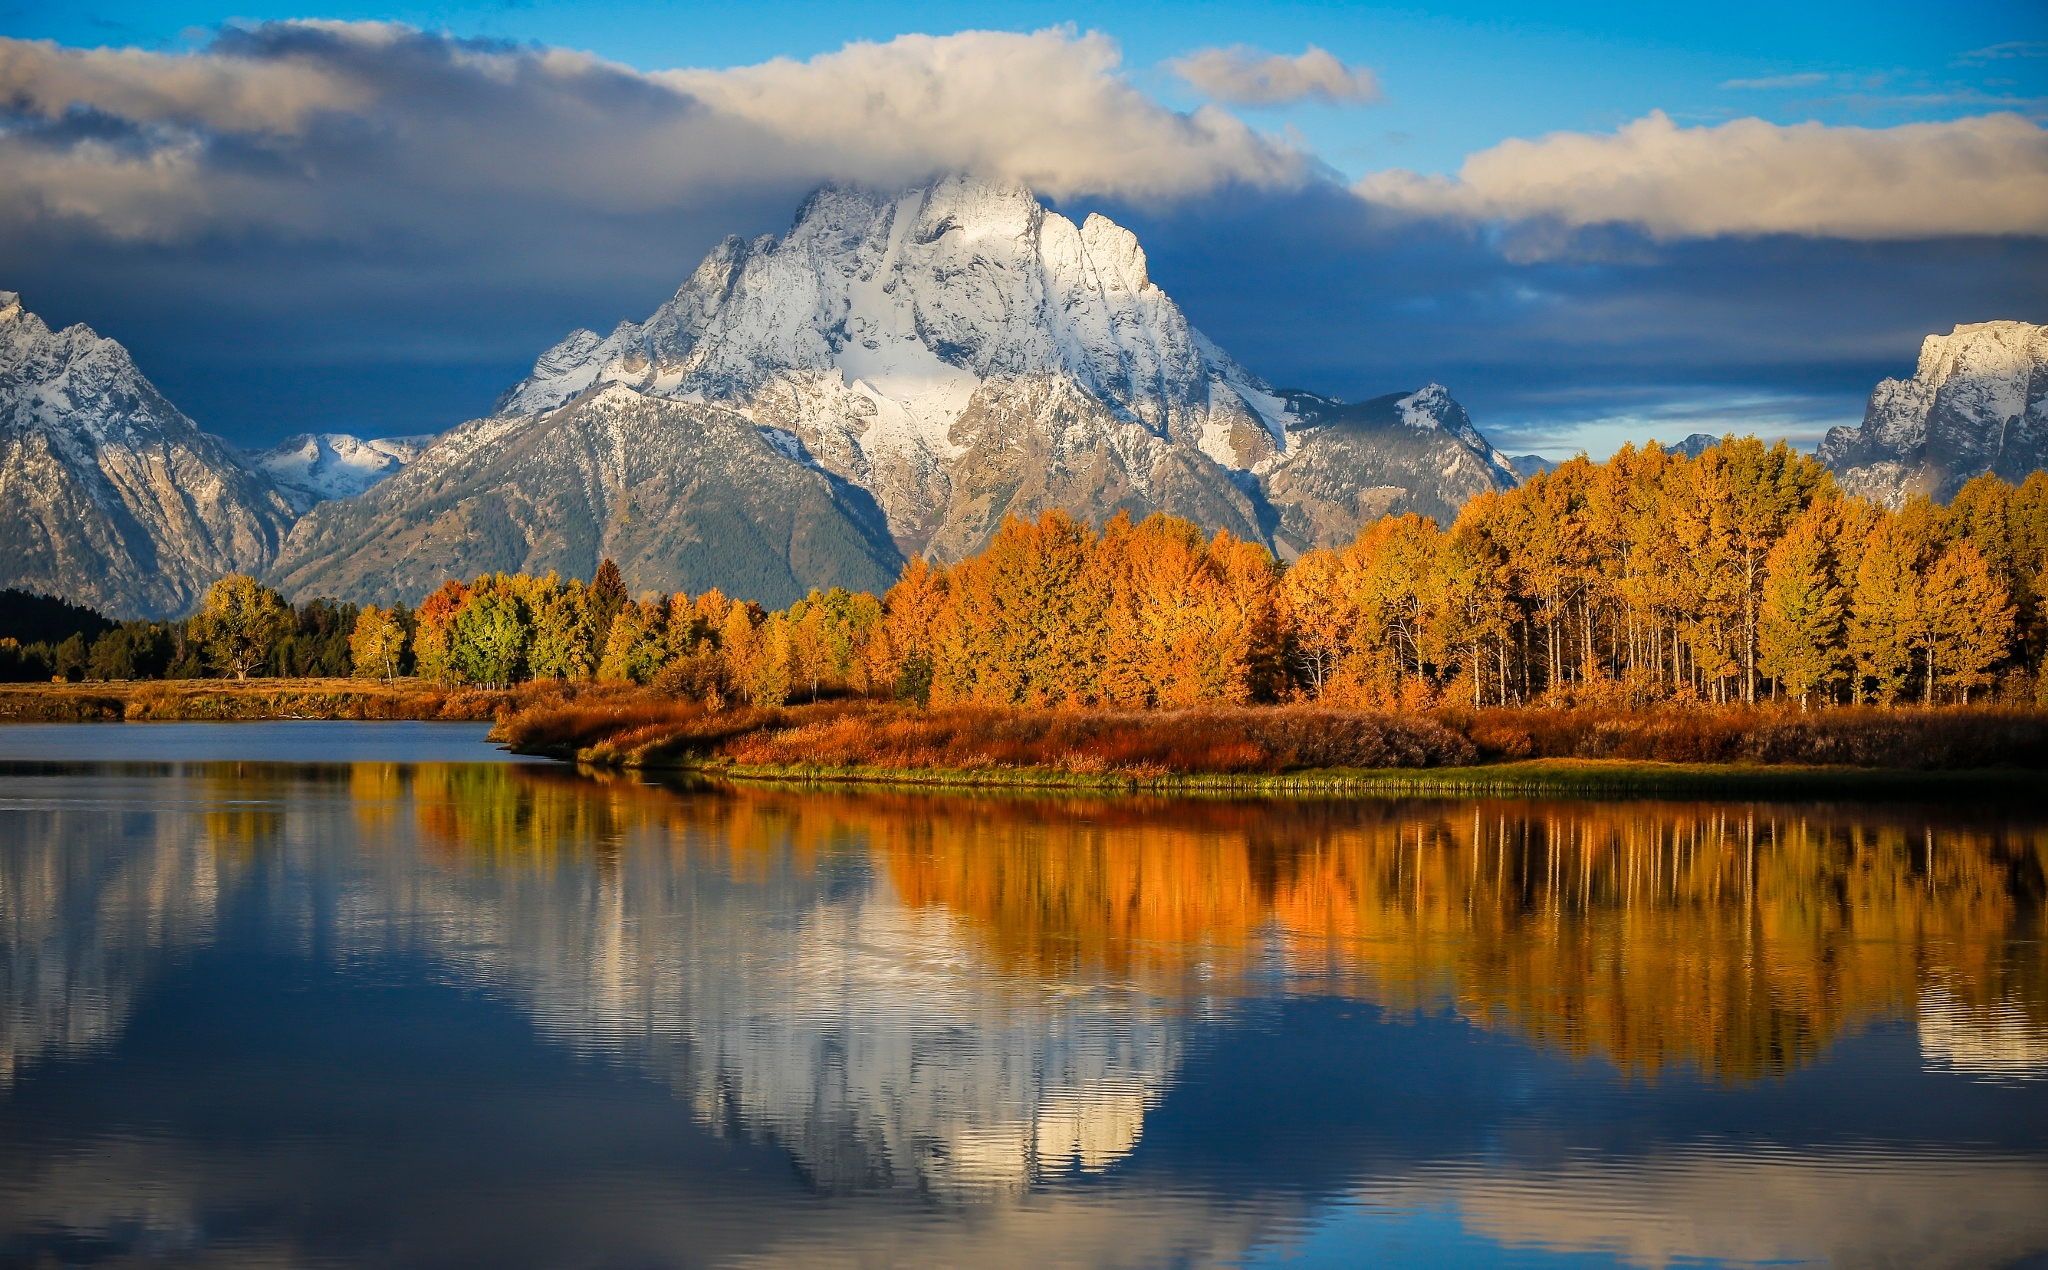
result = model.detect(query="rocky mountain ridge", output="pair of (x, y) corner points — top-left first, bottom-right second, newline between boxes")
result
(1819, 321), (2048, 506)
(269, 385), (903, 609)
(0, 292), (295, 619)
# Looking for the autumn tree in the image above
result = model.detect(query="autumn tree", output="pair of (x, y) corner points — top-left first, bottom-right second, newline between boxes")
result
(1757, 508), (1845, 709)
(597, 599), (668, 684)
(1920, 540), (2015, 704)
(349, 606), (407, 683)
(1279, 549), (1349, 701)
(880, 556), (950, 705)
(1846, 520), (1922, 704)
(189, 575), (295, 681)
(412, 580), (469, 684)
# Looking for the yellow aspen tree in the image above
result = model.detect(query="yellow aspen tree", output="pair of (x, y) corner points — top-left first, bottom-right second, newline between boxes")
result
(749, 613), (794, 707)
(1212, 530), (1286, 703)
(1279, 549), (1350, 701)
(1721, 437), (1832, 703)
(880, 557), (949, 705)
(1757, 508), (1845, 709)
(348, 605), (406, 682)
(1846, 518), (1922, 704)
(1920, 540), (2015, 704)
(718, 603), (762, 698)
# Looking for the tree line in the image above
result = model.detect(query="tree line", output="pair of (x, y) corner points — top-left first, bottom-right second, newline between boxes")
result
(10, 436), (2047, 708)
(334, 436), (2048, 710)
(0, 579), (360, 684)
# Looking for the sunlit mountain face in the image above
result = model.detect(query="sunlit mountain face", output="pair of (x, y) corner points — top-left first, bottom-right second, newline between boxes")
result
(1, 760), (2045, 1267)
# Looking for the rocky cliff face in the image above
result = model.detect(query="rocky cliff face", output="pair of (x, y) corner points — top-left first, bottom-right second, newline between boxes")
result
(1819, 321), (2048, 506)
(269, 385), (903, 609)
(0, 293), (295, 618)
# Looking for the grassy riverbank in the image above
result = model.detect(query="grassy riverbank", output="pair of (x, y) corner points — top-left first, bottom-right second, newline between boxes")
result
(0, 678), (531, 722)
(645, 755), (2046, 798)
(497, 696), (2048, 796)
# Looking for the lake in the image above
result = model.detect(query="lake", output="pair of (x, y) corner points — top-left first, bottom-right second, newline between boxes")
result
(1, 723), (2043, 1267)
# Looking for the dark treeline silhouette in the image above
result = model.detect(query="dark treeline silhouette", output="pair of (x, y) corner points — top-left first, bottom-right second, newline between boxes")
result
(0, 578), (379, 684)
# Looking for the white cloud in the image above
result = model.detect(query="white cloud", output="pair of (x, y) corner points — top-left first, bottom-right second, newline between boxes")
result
(1169, 45), (1381, 107)
(1355, 111), (2048, 243)
(0, 23), (1314, 246)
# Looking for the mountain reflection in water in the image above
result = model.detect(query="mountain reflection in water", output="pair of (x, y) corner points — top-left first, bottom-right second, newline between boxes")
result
(0, 758), (2044, 1268)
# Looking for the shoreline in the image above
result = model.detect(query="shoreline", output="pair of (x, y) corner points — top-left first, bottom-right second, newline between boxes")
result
(0, 679), (519, 722)
(595, 754), (2048, 799)
(7, 683), (2045, 798)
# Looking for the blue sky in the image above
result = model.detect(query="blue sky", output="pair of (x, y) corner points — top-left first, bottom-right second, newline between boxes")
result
(2, 0), (2043, 454)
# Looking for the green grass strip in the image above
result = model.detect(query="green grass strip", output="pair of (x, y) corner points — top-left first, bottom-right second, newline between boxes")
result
(617, 755), (2047, 799)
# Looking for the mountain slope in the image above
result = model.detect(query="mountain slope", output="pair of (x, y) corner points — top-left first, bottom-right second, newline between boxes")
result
(0, 292), (294, 618)
(249, 433), (429, 513)
(1819, 321), (2048, 505)
(1257, 385), (1522, 549)
(269, 386), (903, 609)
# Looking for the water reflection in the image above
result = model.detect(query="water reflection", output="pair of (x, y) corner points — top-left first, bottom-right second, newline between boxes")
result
(0, 758), (2044, 1267)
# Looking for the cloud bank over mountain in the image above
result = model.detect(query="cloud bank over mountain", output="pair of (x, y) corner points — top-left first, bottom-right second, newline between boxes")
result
(0, 21), (2040, 454)
(0, 23), (1313, 248)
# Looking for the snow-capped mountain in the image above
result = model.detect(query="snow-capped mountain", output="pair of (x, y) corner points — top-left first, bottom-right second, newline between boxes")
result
(0, 292), (294, 618)
(492, 176), (1292, 560)
(1820, 321), (2048, 506)
(248, 432), (430, 513)
(274, 174), (1517, 605)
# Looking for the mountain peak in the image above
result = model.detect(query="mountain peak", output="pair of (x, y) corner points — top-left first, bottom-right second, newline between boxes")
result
(1821, 319), (2047, 506)
(292, 175), (1518, 602)
(491, 174), (1285, 489)
(0, 293), (292, 617)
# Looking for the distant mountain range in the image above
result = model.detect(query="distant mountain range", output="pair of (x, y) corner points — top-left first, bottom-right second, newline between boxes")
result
(249, 433), (431, 515)
(4, 183), (2041, 617)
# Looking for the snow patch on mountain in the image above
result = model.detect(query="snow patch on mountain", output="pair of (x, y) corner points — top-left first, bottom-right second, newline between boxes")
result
(249, 432), (431, 512)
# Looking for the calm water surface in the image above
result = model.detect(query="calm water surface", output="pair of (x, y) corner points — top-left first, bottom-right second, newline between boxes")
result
(0, 724), (2043, 1268)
